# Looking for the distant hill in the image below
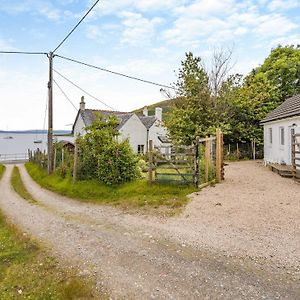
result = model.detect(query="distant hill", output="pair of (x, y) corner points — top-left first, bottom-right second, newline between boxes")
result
(134, 98), (182, 117)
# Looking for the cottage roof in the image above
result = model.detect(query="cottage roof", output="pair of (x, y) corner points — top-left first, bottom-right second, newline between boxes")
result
(261, 93), (300, 123)
(139, 115), (156, 129)
(80, 109), (133, 130)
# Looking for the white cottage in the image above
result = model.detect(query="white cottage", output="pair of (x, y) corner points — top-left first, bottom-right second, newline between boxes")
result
(261, 93), (300, 165)
(72, 97), (170, 154)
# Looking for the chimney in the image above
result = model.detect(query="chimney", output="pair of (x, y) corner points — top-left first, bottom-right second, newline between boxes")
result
(80, 96), (85, 110)
(143, 106), (148, 116)
(155, 107), (162, 122)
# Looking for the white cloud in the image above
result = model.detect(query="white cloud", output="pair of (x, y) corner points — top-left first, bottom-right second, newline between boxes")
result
(119, 12), (164, 46)
(268, 0), (300, 11)
(0, 37), (15, 51)
(0, 0), (62, 21)
(254, 14), (298, 37)
(174, 0), (235, 17)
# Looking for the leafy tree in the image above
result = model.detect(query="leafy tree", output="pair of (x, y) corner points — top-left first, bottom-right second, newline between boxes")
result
(77, 114), (140, 185)
(167, 53), (216, 145)
(230, 73), (279, 144)
(254, 45), (300, 101)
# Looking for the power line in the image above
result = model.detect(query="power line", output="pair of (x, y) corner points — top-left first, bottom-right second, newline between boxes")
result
(53, 68), (117, 111)
(0, 51), (47, 55)
(53, 79), (78, 111)
(53, 0), (101, 53)
(55, 54), (176, 90)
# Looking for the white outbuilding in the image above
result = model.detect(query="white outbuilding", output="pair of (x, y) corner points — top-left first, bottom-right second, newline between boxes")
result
(72, 97), (170, 154)
(261, 93), (300, 166)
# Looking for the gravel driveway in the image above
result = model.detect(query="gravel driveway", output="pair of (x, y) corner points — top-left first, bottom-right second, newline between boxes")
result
(0, 161), (299, 299)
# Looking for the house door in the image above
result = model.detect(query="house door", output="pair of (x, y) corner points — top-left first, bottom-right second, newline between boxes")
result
(288, 127), (295, 165)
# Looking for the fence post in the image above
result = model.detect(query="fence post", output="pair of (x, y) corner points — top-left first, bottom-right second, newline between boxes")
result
(195, 136), (200, 187)
(148, 140), (153, 184)
(62, 148), (65, 166)
(73, 141), (78, 183)
(205, 136), (211, 183)
(53, 148), (57, 171)
(216, 129), (224, 182)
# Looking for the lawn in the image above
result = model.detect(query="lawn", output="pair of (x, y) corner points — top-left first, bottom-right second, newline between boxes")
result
(25, 162), (196, 209)
(0, 211), (97, 299)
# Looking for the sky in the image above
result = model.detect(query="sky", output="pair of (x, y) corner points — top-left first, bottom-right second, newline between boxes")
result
(0, 0), (299, 130)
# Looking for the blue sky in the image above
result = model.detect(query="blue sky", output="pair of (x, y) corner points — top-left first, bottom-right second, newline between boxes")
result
(0, 0), (299, 130)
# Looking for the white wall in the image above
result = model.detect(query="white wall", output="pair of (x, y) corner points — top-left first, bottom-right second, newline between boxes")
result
(263, 116), (300, 165)
(73, 114), (86, 138)
(149, 120), (171, 152)
(119, 114), (147, 153)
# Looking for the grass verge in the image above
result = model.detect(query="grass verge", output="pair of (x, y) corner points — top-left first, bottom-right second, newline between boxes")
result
(11, 166), (37, 204)
(25, 162), (196, 211)
(0, 164), (5, 180)
(0, 211), (99, 299)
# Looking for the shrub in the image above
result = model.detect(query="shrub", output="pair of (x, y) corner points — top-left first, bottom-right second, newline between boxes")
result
(77, 114), (141, 185)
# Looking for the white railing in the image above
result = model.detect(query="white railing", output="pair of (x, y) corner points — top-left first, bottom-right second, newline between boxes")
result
(0, 153), (29, 163)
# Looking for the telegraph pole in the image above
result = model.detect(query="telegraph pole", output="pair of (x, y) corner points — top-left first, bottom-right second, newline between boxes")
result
(47, 52), (54, 174)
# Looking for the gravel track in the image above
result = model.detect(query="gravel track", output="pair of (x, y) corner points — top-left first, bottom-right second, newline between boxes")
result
(0, 162), (299, 299)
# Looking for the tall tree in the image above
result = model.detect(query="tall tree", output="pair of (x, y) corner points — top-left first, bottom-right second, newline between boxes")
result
(254, 45), (300, 101)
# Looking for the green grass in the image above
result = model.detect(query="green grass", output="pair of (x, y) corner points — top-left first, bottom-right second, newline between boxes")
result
(0, 164), (5, 180)
(0, 211), (98, 299)
(25, 162), (196, 210)
(11, 166), (37, 204)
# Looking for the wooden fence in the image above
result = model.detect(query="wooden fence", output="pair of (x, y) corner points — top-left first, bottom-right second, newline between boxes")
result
(292, 133), (300, 181)
(148, 129), (224, 187)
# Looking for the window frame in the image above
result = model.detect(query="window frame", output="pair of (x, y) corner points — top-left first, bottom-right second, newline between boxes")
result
(269, 128), (273, 145)
(279, 126), (285, 147)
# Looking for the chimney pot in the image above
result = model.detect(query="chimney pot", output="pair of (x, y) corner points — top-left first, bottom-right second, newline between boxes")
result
(143, 106), (148, 116)
(80, 96), (85, 110)
(155, 107), (162, 122)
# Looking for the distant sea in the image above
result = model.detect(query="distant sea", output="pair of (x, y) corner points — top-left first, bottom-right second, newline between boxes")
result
(0, 131), (73, 158)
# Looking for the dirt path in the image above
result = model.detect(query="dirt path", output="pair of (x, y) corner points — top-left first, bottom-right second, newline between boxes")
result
(0, 162), (299, 299)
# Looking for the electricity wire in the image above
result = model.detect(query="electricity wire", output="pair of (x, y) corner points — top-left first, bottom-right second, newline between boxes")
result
(0, 51), (47, 55)
(53, 79), (78, 111)
(53, 0), (101, 53)
(53, 68), (117, 111)
(55, 54), (176, 90)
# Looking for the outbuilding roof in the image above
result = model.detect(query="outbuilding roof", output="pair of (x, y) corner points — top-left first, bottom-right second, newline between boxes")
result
(261, 93), (300, 123)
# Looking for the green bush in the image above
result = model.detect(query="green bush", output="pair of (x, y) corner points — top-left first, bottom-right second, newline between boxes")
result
(77, 114), (141, 185)
(96, 139), (140, 185)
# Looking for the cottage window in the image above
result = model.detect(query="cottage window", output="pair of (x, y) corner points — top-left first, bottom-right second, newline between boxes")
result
(279, 127), (285, 146)
(137, 144), (145, 154)
(269, 128), (272, 144)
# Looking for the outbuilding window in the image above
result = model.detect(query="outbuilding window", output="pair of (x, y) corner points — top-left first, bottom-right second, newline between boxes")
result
(269, 128), (272, 144)
(279, 127), (285, 146)
(137, 144), (145, 154)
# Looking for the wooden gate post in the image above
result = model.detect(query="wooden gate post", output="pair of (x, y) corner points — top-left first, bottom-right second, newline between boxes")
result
(148, 140), (153, 184)
(216, 128), (224, 182)
(195, 136), (200, 187)
(205, 136), (212, 183)
(73, 141), (78, 183)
